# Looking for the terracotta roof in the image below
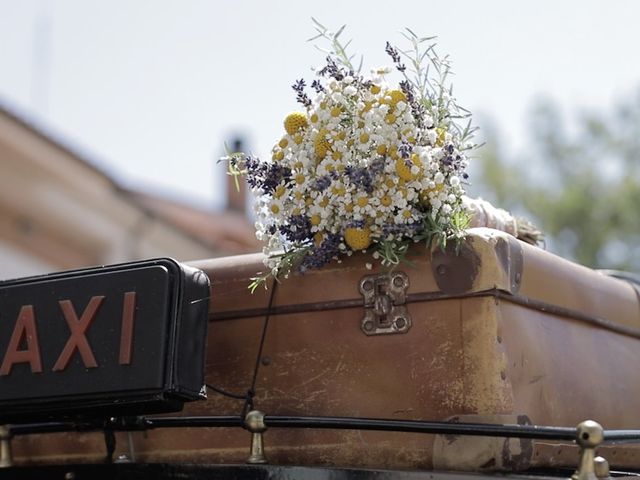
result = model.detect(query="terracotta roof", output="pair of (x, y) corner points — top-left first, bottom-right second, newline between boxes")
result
(125, 189), (261, 255)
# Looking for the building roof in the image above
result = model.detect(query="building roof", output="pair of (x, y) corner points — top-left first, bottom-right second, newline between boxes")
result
(125, 188), (261, 256)
(0, 98), (122, 190)
(0, 98), (259, 257)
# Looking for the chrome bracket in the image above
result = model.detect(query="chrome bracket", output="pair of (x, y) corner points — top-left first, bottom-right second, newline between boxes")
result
(359, 271), (411, 336)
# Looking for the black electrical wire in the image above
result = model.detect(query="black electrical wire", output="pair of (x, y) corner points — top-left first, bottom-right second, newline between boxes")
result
(242, 278), (278, 419)
(205, 383), (247, 400)
(203, 279), (279, 412)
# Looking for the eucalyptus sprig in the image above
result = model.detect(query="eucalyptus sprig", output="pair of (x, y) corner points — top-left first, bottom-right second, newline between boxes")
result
(385, 30), (479, 151)
(309, 17), (362, 73)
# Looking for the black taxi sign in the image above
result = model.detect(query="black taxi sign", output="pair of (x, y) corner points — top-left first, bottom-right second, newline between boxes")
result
(0, 258), (210, 422)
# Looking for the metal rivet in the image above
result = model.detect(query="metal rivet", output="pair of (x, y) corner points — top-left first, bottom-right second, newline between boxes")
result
(363, 320), (374, 331)
(436, 264), (447, 276)
(362, 280), (374, 291)
(64, 473), (75, 480)
(393, 276), (404, 288)
(261, 356), (271, 366)
(395, 317), (406, 330)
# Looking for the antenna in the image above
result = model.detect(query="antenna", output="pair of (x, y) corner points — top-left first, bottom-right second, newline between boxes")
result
(31, 0), (52, 115)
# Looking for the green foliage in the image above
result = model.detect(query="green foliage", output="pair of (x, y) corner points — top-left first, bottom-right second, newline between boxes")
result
(471, 95), (640, 271)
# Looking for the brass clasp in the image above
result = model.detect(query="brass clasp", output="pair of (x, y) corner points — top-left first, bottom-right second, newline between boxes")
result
(359, 272), (411, 336)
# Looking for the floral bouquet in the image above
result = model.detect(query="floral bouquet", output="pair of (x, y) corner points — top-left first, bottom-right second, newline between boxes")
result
(226, 21), (481, 289)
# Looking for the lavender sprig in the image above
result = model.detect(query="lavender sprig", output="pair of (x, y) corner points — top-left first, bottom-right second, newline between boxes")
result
(311, 79), (325, 93)
(300, 233), (341, 271)
(292, 79), (312, 108)
(318, 56), (345, 80)
(385, 41), (406, 73)
(242, 155), (291, 195)
(399, 79), (426, 130)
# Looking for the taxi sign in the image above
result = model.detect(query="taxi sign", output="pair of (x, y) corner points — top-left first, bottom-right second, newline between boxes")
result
(0, 258), (210, 422)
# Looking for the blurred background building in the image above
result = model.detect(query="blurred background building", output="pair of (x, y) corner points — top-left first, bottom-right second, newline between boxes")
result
(1, 2), (639, 279)
(0, 102), (259, 280)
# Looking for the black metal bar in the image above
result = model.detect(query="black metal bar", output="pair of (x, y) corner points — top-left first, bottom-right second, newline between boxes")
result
(142, 416), (243, 429)
(10, 421), (93, 435)
(604, 430), (640, 443)
(9, 414), (640, 445)
(264, 415), (578, 441)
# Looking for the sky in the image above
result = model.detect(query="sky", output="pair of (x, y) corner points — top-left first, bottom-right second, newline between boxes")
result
(1, 0), (640, 211)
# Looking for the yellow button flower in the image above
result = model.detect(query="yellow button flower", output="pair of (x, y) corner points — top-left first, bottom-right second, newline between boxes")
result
(344, 227), (372, 251)
(284, 112), (308, 135)
(395, 158), (414, 181)
(314, 128), (331, 159)
(383, 89), (407, 106)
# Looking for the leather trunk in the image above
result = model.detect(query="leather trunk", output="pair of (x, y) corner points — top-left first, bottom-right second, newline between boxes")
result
(12, 228), (640, 471)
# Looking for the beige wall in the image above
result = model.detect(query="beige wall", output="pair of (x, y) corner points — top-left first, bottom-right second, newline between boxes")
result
(0, 107), (214, 280)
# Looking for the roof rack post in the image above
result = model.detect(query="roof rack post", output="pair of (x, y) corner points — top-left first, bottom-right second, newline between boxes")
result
(572, 420), (604, 480)
(245, 410), (267, 464)
(0, 425), (12, 468)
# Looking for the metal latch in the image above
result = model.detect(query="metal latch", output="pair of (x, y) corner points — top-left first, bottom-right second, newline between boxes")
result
(359, 272), (411, 336)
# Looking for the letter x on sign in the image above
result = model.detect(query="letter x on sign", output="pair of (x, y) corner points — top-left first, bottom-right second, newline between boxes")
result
(52, 296), (104, 371)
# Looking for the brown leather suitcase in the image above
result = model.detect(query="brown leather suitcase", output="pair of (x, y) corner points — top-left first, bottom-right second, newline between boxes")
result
(12, 227), (640, 470)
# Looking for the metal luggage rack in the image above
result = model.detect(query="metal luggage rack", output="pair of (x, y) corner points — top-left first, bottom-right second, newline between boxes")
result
(3, 413), (640, 479)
